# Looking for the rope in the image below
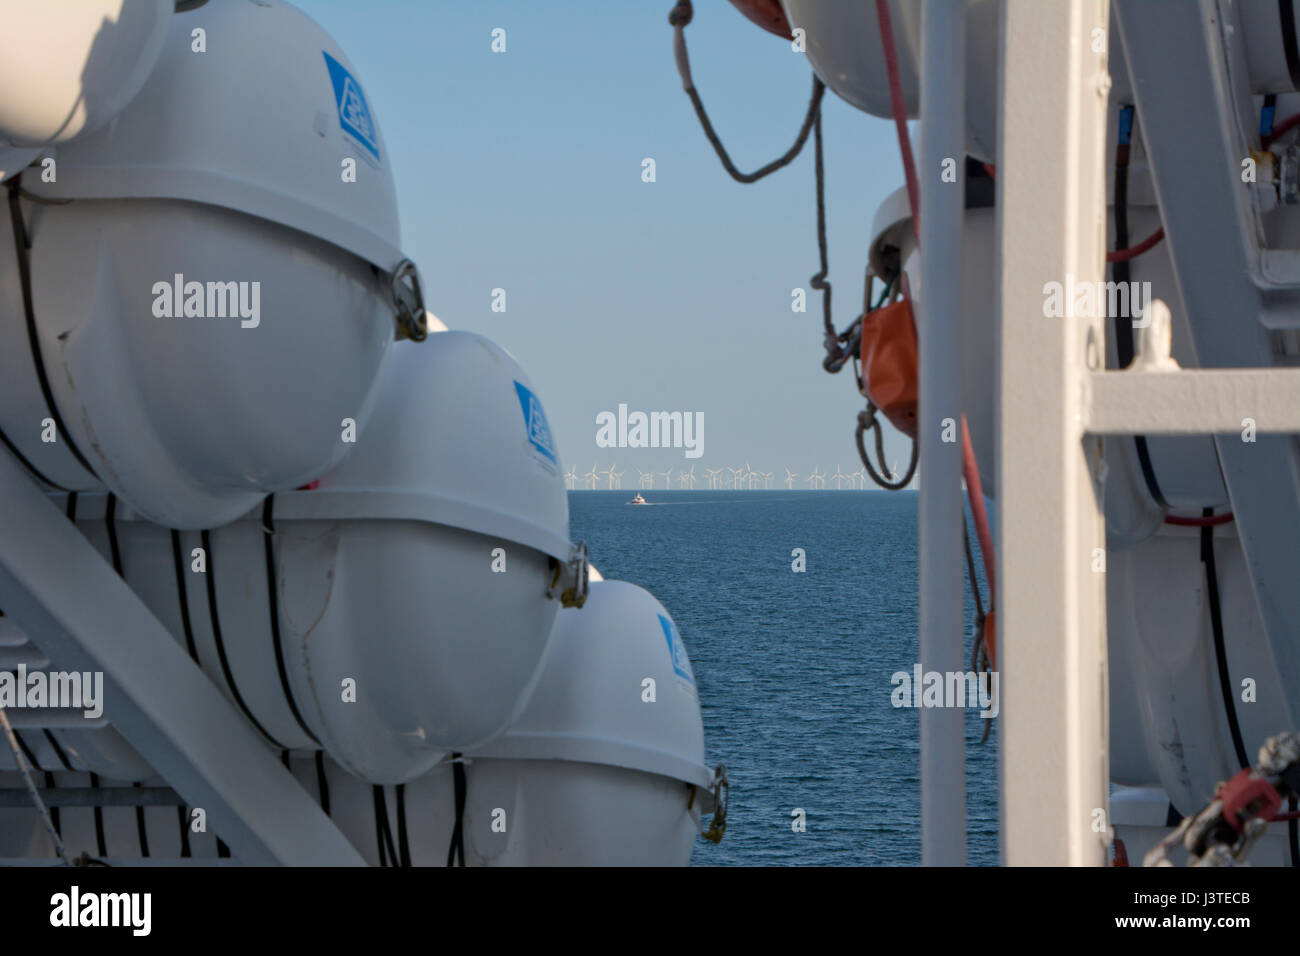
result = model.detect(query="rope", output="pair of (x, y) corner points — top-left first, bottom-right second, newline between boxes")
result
(0, 707), (70, 864)
(670, 1), (825, 185)
(855, 403), (918, 490)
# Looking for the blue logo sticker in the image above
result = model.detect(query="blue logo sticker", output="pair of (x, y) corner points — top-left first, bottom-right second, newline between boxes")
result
(658, 614), (696, 686)
(322, 51), (380, 162)
(513, 381), (558, 465)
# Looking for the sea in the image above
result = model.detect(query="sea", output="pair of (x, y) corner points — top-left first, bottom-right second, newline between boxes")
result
(568, 489), (999, 866)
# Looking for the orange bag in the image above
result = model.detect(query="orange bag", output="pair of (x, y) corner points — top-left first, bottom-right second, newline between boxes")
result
(860, 297), (919, 439)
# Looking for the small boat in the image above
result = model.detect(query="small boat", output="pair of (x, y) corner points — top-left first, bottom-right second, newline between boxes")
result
(630, 493), (648, 505)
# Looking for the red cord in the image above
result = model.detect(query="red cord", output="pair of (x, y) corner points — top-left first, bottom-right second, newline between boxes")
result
(1107, 227), (1165, 262)
(982, 160), (1163, 263)
(876, 0), (920, 244)
(1263, 111), (1300, 147)
(875, 0), (998, 664)
(1164, 512), (1234, 527)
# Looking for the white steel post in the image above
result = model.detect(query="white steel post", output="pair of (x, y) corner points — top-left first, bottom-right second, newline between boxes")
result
(919, 0), (967, 866)
(996, 0), (1111, 865)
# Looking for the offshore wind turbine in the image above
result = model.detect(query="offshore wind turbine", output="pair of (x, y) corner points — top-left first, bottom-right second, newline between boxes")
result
(564, 466), (578, 490)
(808, 467), (825, 489)
(636, 466), (653, 489)
(725, 465), (742, 490)
(705, 467), (721, 489)
(583, 463), (600, 490)
(831, 465), (847, 489)
(764, 471), (774, 489)
(679, 465), (696, 489)
(608, 464), (623, 490)
(659, 466), (674, 489)
(784, 467), (798, 489)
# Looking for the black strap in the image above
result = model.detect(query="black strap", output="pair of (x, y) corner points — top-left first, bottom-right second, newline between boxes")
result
(1281, 0), (1300, 92)
(446, 754), (466, 867)
(178, 805), (192, 858)
(200, 529), (286, 749)
(133, 782), (149, 858)
(314, 750), (331, 816)
(1111, 106), (1168, 507)
(88, 771), (107, 857)
(169, 530), (201, 661)
(1202, 510), (1250, 771)
(372, 785), (398, 867)
(0, 426), (66, 490)
(41, 729), (71, 770)
(396, 783), (411, 867)
(6, 178), (99, 481)
(262, 496), (320, 745)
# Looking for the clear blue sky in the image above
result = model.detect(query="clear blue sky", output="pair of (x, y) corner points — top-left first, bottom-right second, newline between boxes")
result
(298, 0), (913, 485)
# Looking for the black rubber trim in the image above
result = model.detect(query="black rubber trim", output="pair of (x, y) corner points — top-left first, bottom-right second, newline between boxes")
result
(133, 782), (149, 858)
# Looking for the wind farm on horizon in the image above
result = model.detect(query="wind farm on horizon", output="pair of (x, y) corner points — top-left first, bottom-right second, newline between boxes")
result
(563, 461), (912, 491)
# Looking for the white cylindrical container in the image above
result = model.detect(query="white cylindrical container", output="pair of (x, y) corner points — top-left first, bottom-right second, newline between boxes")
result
(0, 0), (172, 148)
(780, 0), (1000, 160)
(0, 0), (411, 529)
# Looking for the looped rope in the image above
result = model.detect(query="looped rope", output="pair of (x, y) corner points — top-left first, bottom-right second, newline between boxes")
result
(669, 0), (825, 183)
(855, 404), (917, 491)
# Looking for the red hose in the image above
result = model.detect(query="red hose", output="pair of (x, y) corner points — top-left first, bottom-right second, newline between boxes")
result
(1164, 512), (1234, 527)
(1106, 226), (1164, 262)
(875, 0), (998, 662)
(876, 0), (920, 245)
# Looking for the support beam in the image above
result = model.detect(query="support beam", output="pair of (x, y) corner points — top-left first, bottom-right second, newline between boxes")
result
(1087, 368), (1300, 434)
(918, 0), (967, 867)
(1114, 0), (1300, 726)
(0, 449), (364, 866)
(996, 0), (1110, 866)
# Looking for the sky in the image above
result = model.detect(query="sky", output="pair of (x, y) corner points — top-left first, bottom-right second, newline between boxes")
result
(297, 0), (913, 487)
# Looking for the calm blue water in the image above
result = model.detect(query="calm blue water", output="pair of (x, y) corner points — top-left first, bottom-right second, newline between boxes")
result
(568, 489), (999, 866)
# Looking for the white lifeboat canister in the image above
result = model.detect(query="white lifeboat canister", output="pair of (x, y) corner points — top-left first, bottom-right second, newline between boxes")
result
(0, 0), (421, 528)
(0, 0), (172, 150)
(62, 331), (583, 786)
(290, 580), (720, 866)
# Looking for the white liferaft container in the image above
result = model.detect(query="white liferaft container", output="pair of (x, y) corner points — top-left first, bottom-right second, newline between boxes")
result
(0, 0), (172, 149)
(0, 0), (409, 528)
(59, 331), (578, 785)
(289, 579), (717, 866)
(780, 0), (1000, 160)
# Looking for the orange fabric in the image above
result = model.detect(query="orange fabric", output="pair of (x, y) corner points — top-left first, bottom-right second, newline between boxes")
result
(860, 297), (919, 439)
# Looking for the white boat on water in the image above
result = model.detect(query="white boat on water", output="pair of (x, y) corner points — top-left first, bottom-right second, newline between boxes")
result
(630, 494), (648, 505)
